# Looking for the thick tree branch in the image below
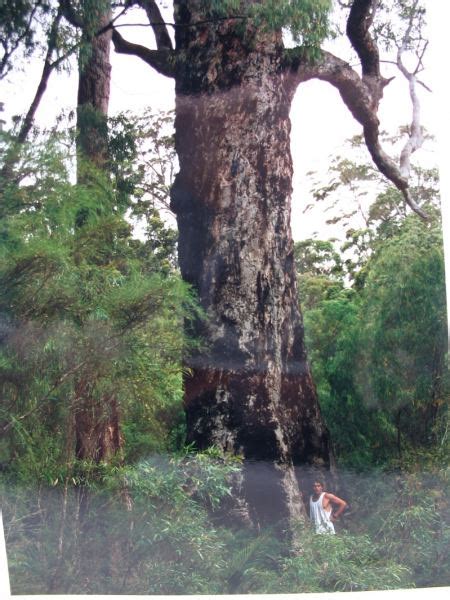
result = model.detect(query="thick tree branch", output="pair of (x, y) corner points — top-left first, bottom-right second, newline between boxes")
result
(346, 0), (395, 115)
(112, 28), (175, 77)
(283, 49), (427, 219)
(347, 0), (380, 78)
(135, 0), (173, 50)
(282, 0), (429, 220)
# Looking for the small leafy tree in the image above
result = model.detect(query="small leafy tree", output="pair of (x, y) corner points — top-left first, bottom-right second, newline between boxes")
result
(299, 132), (447, 466)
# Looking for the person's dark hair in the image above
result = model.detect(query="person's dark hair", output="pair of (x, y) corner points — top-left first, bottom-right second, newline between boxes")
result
(313, 478), (325, 488)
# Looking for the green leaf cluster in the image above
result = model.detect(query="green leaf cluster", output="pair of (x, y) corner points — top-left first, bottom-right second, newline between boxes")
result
(200, 0), (332, 48)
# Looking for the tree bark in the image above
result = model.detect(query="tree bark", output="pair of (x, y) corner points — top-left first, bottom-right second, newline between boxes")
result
(170, 2), (332, 526)
(76, 3), (113, 176)
(74, 379), (122, 462)
(110, 0), (426, 528)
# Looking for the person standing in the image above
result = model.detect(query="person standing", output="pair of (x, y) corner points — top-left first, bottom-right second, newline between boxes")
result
(309, 480), (347, 534)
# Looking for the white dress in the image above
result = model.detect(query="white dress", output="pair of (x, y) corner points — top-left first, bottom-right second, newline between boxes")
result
(309, 492), (335, 534)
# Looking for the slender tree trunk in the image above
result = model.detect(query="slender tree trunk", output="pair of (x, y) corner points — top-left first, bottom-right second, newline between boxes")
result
(74, 380), (122, 462)
(171, 3), (333, 527)
(0, 10), (64, 198)
(73, 3), (124, 465)
(76, 5), (112, 176)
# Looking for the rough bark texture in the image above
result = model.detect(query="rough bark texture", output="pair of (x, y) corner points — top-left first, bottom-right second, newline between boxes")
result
(74, 379), (122, 462)
(170, 1), (332, 527)
(77, 6), (112, 173)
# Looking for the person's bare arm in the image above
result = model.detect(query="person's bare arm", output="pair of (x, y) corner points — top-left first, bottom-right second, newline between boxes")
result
(325, 493), (347, 520)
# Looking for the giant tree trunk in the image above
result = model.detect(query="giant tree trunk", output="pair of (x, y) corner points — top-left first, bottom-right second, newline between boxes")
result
(171, 2), (332, 526)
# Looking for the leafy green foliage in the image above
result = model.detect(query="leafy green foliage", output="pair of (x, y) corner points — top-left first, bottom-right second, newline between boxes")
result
(1, 7), (448, 593)
(0, 118), (196, 477)
(108, 109), (179, 271)
(295, 238), (343, 279)
(359, 214), (447, 450)
(0, 0), (52, 80)
(1, 448), (240, 594)
(298, 133), (448, 467)
(3, 462), (449, 594)
(199, 0), (332, 49)
(279, 530), (412, 592)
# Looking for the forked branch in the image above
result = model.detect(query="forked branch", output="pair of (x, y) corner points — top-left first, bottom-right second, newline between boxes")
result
(112, 28), (175, 77)
(134, 0), (173, 50)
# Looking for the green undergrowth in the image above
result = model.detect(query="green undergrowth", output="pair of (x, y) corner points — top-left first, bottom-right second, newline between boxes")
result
(2, 451), (449, 595)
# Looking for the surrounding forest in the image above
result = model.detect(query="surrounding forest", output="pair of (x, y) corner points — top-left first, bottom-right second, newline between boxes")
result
(0, 0), (449, 595)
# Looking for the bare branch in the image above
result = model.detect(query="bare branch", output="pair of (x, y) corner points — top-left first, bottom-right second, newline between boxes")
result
(283, 47), (427, 219)
(394, 0), (425, 199)
(135, 0), (173, 50)
(112, 28), (175, 77)
(414, 39), (428, 75)
(416, 78), (431, 93)
(50, 42), (79, 70)
(60, 1), (129, 37)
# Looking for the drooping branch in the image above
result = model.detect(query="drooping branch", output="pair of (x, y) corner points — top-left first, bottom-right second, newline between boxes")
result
(135, 0), (173, 50)
(112, 28), (175, 77)
(347, 0), (380, 78)
(283, 0), (429, 220)
(283, 48), (426, 219)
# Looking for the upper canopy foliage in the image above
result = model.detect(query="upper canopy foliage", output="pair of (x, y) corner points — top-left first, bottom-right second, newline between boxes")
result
(200, 0), (332, 45)
(0, 0), (53, 80)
